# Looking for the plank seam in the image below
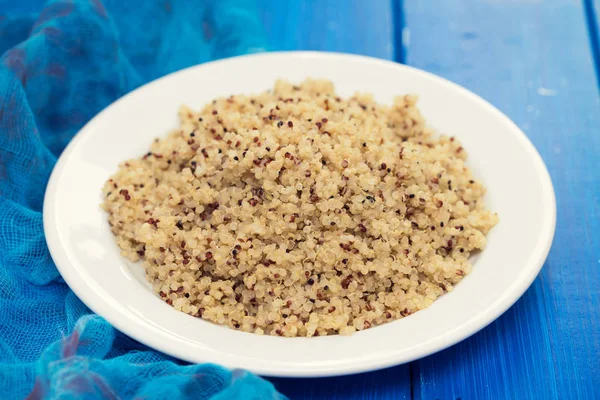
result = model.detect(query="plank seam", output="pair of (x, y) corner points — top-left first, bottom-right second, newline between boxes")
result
(584, 0), (600, 92)
(409, 361), (415, 400)
(392, 0), (406, 63)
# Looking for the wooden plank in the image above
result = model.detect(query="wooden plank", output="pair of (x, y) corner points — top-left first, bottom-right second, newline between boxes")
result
(256, 1), (411, 399)
(256, 0), (395, 60)
(271, 368), (411, 400)
(401, 1), (600, 399)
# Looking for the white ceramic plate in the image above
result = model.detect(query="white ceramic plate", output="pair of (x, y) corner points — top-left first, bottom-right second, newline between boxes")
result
(44, 52), (556, 377)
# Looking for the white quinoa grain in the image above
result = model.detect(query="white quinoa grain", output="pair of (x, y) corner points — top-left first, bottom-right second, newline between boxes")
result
(103, 79), (498, 337)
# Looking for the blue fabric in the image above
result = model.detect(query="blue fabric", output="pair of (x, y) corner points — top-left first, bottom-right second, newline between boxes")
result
(0, 1), (284, 398)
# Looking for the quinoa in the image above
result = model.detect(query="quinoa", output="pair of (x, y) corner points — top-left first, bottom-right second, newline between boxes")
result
(102, 79), (498, 337)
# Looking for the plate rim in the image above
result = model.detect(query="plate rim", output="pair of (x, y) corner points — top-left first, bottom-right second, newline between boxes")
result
(43, 51), (557, 377)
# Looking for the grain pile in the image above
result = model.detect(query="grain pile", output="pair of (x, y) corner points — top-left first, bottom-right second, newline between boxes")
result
(103, 79), (498, 336)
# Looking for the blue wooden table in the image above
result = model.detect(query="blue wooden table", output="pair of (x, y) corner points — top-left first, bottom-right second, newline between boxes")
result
(257, 1), (600, 399)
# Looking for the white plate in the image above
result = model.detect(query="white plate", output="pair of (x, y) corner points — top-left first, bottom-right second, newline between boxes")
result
(44, 52), (556, 377)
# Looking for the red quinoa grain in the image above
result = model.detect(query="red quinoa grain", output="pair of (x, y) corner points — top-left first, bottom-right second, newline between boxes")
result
(103, 79), (497, 337)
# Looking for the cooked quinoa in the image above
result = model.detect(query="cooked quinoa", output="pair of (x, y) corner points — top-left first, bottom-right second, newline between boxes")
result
(102, 79), (498, 337)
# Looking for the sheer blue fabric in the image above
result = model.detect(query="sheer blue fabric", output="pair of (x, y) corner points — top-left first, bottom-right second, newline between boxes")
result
(0, 1), (283, 398)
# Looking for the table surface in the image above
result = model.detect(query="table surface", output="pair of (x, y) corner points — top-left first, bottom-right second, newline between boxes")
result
(256, 1), (600, 399)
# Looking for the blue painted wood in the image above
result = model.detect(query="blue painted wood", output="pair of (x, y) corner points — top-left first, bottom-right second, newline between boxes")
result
(401, 1), (600, 399)
(588, 0), (600, 86)
(256, 0), (395, 60)
(271, 368), (411, 400)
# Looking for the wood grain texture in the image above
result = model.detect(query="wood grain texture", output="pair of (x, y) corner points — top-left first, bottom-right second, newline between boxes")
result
(271, 368), (411, 400)
(402, 0), (600, 399)
(256, 0), (395, 60)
